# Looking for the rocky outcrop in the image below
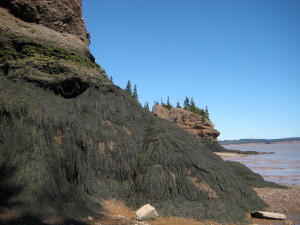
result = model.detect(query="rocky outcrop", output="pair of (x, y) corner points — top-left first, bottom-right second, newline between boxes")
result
(0, 0), (108, 92)
(135, 204), (158, 221)
(251, 211), (286, 220)
(0, 0), (279, 223)
(152, 105), (220, 140)
(0, 0), (89, 45)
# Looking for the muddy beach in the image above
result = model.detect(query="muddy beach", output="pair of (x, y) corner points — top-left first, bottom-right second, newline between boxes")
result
(1, 184), (299, 225)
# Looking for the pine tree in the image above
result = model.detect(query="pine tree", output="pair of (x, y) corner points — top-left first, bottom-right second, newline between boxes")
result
(183, 96), (190, 110)
(110, 76), (113, 83)
(201, 110), (206, 123)
(133, 85), (138, 101)
(144, 102), (150, 111)
(124, 80), (132, 96)
(205, 106), (210, 119)
(176, 101), (181, 108)
(166, 96), (172, 109)
(190, 97), (197, 112)
(160, 98), (164, 106)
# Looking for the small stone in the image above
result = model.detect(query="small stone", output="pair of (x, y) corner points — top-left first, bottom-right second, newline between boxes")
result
(251, 211), (286, 220)
(135, 204), (158, 221)
(87, 216), (94, 221)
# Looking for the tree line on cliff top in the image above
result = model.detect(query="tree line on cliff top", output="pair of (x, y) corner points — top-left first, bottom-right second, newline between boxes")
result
(157, 96), (210, 121)
(123, 79), (210, 121)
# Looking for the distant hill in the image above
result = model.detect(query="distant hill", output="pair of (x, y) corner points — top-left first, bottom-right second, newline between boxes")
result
(219, 137), (300, 145)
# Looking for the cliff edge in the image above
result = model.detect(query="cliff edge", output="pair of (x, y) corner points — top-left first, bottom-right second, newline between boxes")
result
(153, 105), (220, 141)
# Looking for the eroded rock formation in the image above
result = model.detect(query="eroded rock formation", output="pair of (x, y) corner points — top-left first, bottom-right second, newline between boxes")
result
(152, 105), (220, 140)
(0, 0), (281, 223)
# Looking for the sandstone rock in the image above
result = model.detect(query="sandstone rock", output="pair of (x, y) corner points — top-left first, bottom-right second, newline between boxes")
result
(152, 105), (220, 140)
(251, 211), (286, 220)
(152, 104), (169, 119)
(135, 204), (158, 221)
(0, 0), (90, 45)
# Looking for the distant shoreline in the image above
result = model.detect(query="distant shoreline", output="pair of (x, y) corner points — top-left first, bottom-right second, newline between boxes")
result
(215, 151), (274, 158)
(219, 138), (300, 145)
(222, 140), (300, 146)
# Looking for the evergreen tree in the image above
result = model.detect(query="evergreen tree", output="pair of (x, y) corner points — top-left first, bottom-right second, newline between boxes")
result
(109, 76), (113, 83)
(205, 105), (210, 119)
(144, 102), (150, 111)
(176, 101), (181, 108)
(190, 97), (197, 112)
(166, 96), (172, 110)
(160, 98), (164, 106)
(160, 96), (172, 110)
(183, 96), (190, 110)
(154, 100), (159, 105)
(133, 85), (138, 101)
(124, 80), (132, 96)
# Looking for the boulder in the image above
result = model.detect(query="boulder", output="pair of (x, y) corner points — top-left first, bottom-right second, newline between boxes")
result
(135, 204), (158, 221)
(251, 211), (286, 220)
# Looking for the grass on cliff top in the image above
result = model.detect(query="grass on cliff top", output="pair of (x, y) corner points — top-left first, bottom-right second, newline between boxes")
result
(0, 43), (100, 69)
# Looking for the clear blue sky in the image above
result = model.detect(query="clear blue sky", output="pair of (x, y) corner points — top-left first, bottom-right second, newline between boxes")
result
(82, 0), (300, 140)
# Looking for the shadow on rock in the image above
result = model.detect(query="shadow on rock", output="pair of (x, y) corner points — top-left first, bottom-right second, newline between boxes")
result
(0, 163), (23, 212)
(0, 214), (90, 225)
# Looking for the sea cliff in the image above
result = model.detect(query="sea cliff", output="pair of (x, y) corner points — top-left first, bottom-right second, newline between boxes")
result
(0, 1), (281, 223)
(152, 104), (220, 141)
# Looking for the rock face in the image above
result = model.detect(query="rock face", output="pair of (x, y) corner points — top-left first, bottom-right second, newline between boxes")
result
(0, 0), (279, 223)
(135, 204), (159, 221)
(0, 0), (89, 44)
(152, 105), (220, 140)
(251, 211), (287, 220)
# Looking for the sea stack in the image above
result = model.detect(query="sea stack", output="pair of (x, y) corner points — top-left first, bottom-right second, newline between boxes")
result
(0, 0), (275, 223)
(152, 104), (220, 141)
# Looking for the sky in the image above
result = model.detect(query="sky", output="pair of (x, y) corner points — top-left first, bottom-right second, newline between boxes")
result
(82, 0), (300, 140)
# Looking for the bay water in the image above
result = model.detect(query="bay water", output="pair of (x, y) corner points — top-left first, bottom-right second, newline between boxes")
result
(222, 143), (300, 185)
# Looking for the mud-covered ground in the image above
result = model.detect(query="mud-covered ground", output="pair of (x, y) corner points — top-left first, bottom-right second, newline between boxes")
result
(0, 184), (299, 225)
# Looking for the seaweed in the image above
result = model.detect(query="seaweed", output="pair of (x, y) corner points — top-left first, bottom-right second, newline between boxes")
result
(0, 77), (277, 223)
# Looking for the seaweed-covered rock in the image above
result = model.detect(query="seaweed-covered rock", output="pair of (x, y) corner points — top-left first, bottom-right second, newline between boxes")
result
(0, 0), (280, 224)
(225, 161), (286, 189)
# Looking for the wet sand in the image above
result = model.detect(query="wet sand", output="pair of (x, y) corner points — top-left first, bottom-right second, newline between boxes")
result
(251, 184), (300, 225)
(103, 185), (300, 224)
(214, 152), (249, 158)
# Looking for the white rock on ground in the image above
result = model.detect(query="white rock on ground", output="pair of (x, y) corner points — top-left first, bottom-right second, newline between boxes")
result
(251, 211), (287, 220)
(135, 204), (158, 221)
(87, 216), (94, 221)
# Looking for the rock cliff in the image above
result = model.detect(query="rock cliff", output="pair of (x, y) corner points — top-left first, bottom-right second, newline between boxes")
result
(0, 1), (280, 223)
(152, 105), (220, 141)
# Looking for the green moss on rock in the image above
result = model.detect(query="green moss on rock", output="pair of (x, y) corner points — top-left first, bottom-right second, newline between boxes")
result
(0, 43), (100, 69)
